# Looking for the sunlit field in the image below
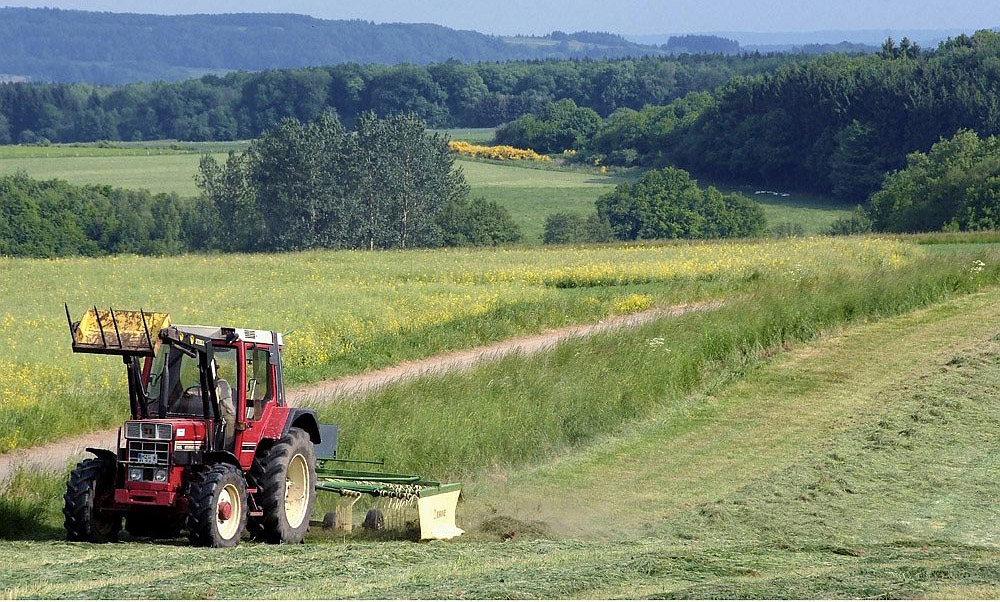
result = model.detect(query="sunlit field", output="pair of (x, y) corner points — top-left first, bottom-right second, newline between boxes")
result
(0, 236), (921, 453)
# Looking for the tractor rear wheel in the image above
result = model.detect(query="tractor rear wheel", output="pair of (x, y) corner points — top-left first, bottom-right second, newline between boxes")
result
(64, 456), (121, 543)
(186, 463), (248, 548)
(249, 427), (316, 544)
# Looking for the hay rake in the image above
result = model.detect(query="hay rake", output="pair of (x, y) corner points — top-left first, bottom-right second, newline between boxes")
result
(314, 457), (464, 540)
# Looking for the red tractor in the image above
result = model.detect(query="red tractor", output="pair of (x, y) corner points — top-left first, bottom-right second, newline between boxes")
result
(63, 307), (333, 547)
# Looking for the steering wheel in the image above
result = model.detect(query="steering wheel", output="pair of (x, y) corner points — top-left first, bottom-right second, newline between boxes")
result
(182, 385), (202, 397)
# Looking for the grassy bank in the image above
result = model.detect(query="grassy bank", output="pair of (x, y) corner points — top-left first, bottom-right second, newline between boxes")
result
(1, 283), (997, 598)
(319, 250), (1000, 479)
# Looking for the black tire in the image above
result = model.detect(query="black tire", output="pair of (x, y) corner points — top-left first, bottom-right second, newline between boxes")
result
(125, 513), (183, 540)
(64, 456), (121, 543)
(321, 511), (337, 530)
(363, 508), (385, 531)
(186, 463), (248, 548)
(248, 427), (316, 544)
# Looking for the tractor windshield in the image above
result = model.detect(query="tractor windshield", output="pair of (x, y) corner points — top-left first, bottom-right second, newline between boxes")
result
(145, 343), (237, 417)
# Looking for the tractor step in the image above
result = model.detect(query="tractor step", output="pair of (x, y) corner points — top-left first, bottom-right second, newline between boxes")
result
(249, 511), (264, 517)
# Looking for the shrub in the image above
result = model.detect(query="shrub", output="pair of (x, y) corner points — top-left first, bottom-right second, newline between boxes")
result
(771, 221), (806, 238)
(543, 212), (614, 244)
(826, 206), (873, 236)
(596, 166), (766, 241)
(448, 140), (551, 162)
(438, 197), (522, 246)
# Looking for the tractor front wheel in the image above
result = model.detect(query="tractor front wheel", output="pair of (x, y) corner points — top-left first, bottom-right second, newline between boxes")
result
(250, 427), (316, 543)
(186, 463), (248, 548)
(64, 456), (121, 543)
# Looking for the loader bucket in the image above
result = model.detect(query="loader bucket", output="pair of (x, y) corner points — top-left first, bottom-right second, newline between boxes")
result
(67, 306), (170, 356)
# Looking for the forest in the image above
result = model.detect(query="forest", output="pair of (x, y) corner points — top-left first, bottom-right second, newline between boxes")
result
(0, 53), (802, 144)
(500, 31), (1000, 204)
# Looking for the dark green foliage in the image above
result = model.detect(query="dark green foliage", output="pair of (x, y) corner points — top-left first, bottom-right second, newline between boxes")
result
(664, 35), (741, 55)
(570, 31), (999, 205)
(438, 197), (522, 246)
(671, 31), (1000, 198)
(494, 100), (602, 153)
(869, 131), (1000, 232)
(0, 53), (798, 143)
(0, 172), (196, 258)
(771, 221), (807, 237)
(826, 206), (873, 235)
(586, 93), (714, 165)
(596, 167), (766, 240)
(542, 212), (613, 244)
(198, 111), (486, 251)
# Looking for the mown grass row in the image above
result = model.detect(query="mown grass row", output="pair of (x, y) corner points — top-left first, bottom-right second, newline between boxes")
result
(320, 250), (1000, 480)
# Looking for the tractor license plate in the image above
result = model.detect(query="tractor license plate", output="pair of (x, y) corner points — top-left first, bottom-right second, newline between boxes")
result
(136, 452), (158, 464)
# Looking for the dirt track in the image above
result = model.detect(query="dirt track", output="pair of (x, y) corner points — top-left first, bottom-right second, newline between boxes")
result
(0, 302), (716, 482)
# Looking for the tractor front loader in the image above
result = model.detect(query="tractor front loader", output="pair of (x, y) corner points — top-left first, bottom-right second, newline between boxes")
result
(62, 306), (462, 547)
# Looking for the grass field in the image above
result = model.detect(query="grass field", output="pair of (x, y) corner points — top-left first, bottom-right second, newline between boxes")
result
(0, 141), (852, 240)
(1, 285), (997, 598)
(695, 176), (855, 235)
(0, 237), (922, 453)
(458, 159), (622, 241)
(430, 127), (496, 144)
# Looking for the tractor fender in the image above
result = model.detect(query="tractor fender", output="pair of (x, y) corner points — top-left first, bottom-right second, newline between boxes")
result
(283, 409), (321, 444)
(203, 450), (242, 469)
(85, 447), (117, 463)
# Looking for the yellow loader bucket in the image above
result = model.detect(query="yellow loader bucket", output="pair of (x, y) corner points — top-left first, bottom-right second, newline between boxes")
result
(68, 306), (170, 356)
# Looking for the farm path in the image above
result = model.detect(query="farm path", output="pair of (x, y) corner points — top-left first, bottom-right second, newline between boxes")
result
(0, 301), (717, 482)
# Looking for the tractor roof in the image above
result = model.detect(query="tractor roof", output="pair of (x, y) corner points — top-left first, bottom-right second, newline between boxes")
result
(174, 325), (284, 346)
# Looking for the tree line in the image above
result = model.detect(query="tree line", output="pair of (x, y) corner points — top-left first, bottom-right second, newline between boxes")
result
(499, 31), (1000, 208)
(0, 112), (521, 258)
(0, 54), (802, 145)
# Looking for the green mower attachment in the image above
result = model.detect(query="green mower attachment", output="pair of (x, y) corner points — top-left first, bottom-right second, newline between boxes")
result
(315, 458), (464, 540)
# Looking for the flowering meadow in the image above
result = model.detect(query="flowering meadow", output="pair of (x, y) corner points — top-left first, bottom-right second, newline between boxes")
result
(0, 237), (922, 452)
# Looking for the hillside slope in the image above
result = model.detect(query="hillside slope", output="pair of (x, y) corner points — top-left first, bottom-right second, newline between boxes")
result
(0, 289), (996, 598)
(0, 8), (663, 84)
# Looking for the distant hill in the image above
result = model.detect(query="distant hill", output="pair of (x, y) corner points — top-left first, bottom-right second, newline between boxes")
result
(628, 28), (988, 49)
(0, 7), (667, 84)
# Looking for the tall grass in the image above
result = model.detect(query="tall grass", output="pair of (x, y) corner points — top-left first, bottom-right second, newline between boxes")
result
(320, 250), (1000, 479)
(0, 238), (909, 453)
(0, 466), (68, 539)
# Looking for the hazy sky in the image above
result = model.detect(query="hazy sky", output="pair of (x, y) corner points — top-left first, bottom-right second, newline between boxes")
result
(8, 1), (998, 35)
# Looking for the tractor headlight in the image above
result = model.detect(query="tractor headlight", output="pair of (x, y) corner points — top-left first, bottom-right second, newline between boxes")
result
(153, 469), (168, 483)
(128, 467), (144, 481)
(156, 424), (172, 440)
(125, 422), (141, 439)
